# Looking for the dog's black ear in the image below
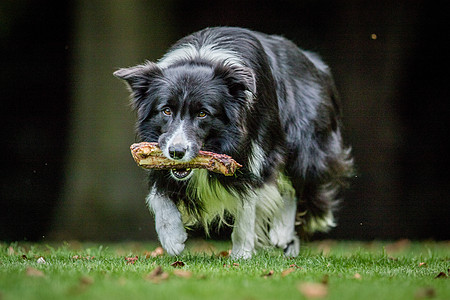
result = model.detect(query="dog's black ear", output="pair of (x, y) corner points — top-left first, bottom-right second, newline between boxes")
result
(214, 64), (256, 99)
(113, 61), (162, 91)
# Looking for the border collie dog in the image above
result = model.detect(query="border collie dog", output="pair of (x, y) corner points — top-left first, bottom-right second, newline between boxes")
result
(114, 27), (353, 259)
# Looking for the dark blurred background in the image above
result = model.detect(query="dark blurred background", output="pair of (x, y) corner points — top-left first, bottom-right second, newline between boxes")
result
(1, 0), (448, 242)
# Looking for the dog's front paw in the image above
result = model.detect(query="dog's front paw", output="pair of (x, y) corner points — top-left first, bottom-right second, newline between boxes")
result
(283, 236), (300, 258)
(269, 226), (286, 248)
(156, 222), (187, 256)
(269, 222), (295, 249)
(230, 247), (255, 260)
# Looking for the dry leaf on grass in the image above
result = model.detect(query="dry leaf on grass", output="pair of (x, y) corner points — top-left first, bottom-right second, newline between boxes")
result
(72, 255), (95, 260)
(388, 256), (398, 261)
(170, 261), (185, 268)
(289, 264), (302, 269)
(434, 272), (447, 279)
(173, 269), (193, 278)
(353, 273), (362, 280)
(26, 267), (44, 277)
(262, 270), (274, 278)
(125, 256), (139, 264)
(298, 282), (328, 299)
(418, 262), (427, 267)
(217, 250), (231, 258)
(68, 275), (95, 295)
(281, 268), (295, 277)
(146, 266), (169, 283)
(79, 276), (94, 286)
(415, 287), (436, 299)
(145, 247), (164, 258)
(321, 275), (329, 285)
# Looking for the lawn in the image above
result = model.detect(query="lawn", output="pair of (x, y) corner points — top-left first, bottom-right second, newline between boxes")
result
(0, 240), (448, 300)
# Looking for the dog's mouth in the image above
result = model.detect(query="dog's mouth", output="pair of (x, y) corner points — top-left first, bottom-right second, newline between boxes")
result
(170, 168), (193, 180)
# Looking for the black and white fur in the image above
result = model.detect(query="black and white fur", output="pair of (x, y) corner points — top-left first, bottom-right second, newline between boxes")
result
(114, 27), (353, 259)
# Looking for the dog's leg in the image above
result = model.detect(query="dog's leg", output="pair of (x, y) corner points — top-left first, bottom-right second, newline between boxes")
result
(146, 188), (187, 256)
(231, 198), (256, 259)
(269, 194), (300, 257)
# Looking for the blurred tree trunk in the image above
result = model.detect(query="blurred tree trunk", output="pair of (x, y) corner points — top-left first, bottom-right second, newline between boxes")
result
(51, 0), (174, 240)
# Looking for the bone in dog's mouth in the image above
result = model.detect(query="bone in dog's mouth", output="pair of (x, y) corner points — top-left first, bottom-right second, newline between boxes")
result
(130, 142), (242, 176)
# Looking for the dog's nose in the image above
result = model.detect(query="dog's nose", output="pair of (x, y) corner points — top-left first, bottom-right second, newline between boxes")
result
(168, 144), (187, 160)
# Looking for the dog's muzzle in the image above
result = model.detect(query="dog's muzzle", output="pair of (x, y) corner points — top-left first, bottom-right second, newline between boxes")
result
(167, 143), (194, 180)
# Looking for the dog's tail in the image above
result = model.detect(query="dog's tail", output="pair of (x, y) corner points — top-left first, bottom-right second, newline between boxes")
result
(296, 146), (354, 235)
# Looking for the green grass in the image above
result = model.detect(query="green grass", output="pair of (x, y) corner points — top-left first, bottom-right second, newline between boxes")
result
(0, 240), (448, 300)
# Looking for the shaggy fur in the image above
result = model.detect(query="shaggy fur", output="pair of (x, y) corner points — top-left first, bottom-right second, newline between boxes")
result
(114, 27), (353, 259)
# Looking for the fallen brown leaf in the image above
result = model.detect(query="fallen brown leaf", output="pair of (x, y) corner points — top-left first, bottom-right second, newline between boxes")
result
(125, 256), (138, 264)
(67, 275), (94, 295)
(262, 270), (274, 278)
(26, 267), (44, 277)
(73, 255), (95, 260)
(418, 262), (428, 267)
(298, 282), (328, 299)
(434, 272), (447, 279)
(217, 250), (231, 258)
(415, 287), (436, 299)
(353, 273), (362, 280)
(171, 261), (185, 268)
(145, 246), (164, 258)
(388, 256), (398, 261)
(80, 276), (94, 286)
(281, 268), (295, 277)
(146, 266), (169, 283)
(289, 264), (302, 269)
(173, 269), (193, 278)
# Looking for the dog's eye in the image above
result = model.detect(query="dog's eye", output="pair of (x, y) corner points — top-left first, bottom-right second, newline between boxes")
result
(162, 107), (172, 116)
(197, 111), (207, 118)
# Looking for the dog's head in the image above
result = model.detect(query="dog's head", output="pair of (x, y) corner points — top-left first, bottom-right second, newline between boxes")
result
(114, 60), (255, 180)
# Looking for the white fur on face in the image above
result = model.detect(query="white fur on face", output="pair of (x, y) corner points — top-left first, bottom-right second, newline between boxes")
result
(146, 186), (187, 256)
(157, 43), (244, 70)
(162, 121), (195, 163)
